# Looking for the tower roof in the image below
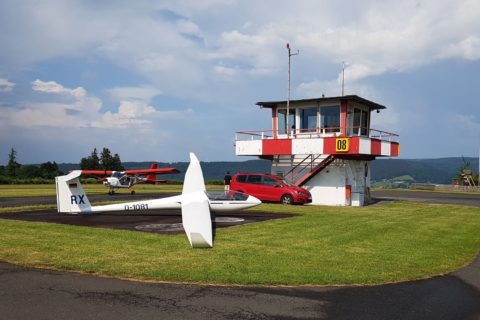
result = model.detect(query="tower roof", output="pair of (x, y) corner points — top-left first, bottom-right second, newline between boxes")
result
(256, 95), (386, 110)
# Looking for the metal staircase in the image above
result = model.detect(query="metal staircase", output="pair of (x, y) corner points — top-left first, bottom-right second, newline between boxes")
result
(294, 154), (336, 186)
(281, 154), (336, 186)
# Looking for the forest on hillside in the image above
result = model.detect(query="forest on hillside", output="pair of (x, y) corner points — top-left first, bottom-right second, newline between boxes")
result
(57, 157), (479, 184)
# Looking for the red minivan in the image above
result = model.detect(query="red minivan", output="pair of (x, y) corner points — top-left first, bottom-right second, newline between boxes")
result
(230, 173), (311, 205)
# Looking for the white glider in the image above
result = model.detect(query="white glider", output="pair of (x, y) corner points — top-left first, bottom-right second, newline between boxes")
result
(55, 153), (261, 248)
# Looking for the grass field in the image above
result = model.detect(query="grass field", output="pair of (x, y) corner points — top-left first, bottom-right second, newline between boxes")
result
(0, 200), (479, 286)
(0, 183), (226, 198)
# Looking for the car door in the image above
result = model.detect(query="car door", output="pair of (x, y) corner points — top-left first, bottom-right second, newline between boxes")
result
(261, 176), (283, 201)
(244, 174), (264, 199)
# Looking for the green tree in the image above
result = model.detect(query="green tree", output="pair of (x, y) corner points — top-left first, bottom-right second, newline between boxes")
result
(100, 148), (124, 171)
(80, 148), (101, 170)
(6, 148), (20, 177)
(40, 161), (62, 179)
(100, 147), (113, 170)
(80, 147), (123, 171)
(453, 158), (478, 186)
(111, 153), (124, 171)
(17, 165), (41, 178)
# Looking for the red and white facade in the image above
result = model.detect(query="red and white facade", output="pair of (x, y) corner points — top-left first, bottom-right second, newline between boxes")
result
(235, 95), (400, 206)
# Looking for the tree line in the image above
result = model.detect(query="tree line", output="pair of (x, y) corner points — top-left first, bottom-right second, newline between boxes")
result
(80, 147), (124, 171)
(0, 147), (124, 184)
(0, 148), (63, 183)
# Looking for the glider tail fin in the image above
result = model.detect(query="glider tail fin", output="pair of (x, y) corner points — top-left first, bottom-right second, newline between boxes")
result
(55, 170), (92, 213)
(182, 153), (206, 195)
(181, 153), (212, 248)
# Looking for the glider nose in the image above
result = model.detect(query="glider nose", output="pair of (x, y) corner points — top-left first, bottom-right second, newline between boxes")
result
(247, 195), (262, 207)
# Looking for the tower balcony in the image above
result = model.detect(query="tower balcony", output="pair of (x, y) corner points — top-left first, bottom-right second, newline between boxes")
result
(235, 127), (400, 158)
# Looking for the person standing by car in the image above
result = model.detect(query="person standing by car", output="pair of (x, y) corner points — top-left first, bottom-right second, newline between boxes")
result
(224, 171), (232, 192)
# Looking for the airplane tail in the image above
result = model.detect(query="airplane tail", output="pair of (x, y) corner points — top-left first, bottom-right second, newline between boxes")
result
(181, 153), (213, 248)
(146, 163), (157, 183)
(55, 170), (92, 213)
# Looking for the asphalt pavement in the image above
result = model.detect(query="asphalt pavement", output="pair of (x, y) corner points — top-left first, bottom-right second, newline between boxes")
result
(371, 189), (480, 207)
(0, 256), (479, 320)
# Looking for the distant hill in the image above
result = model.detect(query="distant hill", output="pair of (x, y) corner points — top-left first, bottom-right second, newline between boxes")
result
(58, 157), (479, 184)
(57, 160), (272, 181)
(371, 157), (479, 184)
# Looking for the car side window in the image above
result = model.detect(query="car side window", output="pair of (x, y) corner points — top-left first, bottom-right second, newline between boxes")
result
(246, 175), (262, 184)
(236, 175), (246, 183)
(262, 176), (278, 186)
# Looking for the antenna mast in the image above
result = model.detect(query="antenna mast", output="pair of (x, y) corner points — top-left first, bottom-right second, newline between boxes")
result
(342, 61), (345, 96)
(286, 43), (299, 137)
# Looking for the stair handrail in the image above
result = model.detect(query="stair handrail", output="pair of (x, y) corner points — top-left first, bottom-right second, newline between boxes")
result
(284, 154), (324, 184)
(295, 154), (336, 186)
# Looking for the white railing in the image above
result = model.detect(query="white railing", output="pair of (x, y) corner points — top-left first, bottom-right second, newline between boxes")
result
(235, 127), (399, 142)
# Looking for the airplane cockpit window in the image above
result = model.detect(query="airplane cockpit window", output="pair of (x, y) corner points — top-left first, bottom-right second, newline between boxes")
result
(112, 172), (122, 178)
(207, 191), (250, 201)
(119, 176), (130, 184)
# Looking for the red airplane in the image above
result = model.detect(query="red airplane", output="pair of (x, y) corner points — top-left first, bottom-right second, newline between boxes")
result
(81, 163), (179, 195)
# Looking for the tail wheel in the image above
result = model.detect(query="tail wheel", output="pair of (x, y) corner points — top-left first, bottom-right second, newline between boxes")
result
(131, 190), (136, 195)
(281, 194), (293, 205)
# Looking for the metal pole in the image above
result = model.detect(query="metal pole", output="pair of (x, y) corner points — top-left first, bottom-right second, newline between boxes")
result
(286, 43), (299, 138)
(342, 61), (345, 96)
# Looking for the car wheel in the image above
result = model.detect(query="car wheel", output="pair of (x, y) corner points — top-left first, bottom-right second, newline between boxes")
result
(281, 194), (293, 205)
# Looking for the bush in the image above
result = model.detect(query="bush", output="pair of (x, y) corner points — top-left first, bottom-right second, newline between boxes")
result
(0, 177), (54, 184)
(206, 180), (224, 185)
(81, 178), (102, 184)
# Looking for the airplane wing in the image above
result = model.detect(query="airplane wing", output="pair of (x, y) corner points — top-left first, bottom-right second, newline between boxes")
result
(80, 170), (114, 176)
(123, 168), (180, 175)
(78, 168), (179, 176)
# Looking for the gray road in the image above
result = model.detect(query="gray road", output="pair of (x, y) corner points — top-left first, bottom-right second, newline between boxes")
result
(2, 189), (479, 208)
(1, 256), (479, 320)
(371, 189), (480, 207)
(0, 193), (177, 208)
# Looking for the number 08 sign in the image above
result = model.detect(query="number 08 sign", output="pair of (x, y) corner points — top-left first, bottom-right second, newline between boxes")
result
(335, 138), (349, 152)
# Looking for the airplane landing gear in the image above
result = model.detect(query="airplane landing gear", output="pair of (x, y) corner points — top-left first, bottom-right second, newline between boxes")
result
(108, 190), (115, 195)
(130, 190), (136, 195)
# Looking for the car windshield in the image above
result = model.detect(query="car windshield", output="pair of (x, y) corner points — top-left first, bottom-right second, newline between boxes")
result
(206, 191), (250, 201)
(280, 179), (293, 187)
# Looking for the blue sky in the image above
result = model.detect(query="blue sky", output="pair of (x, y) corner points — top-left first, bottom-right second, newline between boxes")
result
(1, 0), (479, 163)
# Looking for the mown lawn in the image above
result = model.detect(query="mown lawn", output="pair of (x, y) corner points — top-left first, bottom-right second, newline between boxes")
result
(0, 201), (479, 285)
(0, 184), (224, 198)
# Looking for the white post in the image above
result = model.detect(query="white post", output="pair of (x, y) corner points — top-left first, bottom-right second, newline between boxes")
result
(286, 43), (298, 138)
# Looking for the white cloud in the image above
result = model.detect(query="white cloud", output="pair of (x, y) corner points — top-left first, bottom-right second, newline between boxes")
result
(108, 85), (162, 102)
(2, 0), (480, 99)
(95, 100), (191, 129)
(438, 35), (480, 61)
(1, 1), (480, 161)
(32, 79), (86, 99)
(297, 78), (375, 99)
(0, 78), (15, 92)
(0, 79), (189, 130)
(214, 64), (236, 76)
(448, 114), (480, 133)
